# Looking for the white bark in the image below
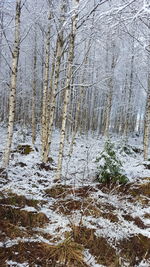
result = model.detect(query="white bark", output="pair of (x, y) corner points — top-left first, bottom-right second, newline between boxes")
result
(42, 1), (66, 163)
(2, 0), (21, 168)
(41, 12), (51, 159)
(144, 53), (150, 160)
(103, 38), (115, 138)
(69, 42), (90, 156)
(56, 0), (79, 180)
(32, 29), (37, 145)
(124, 38), (134, 140)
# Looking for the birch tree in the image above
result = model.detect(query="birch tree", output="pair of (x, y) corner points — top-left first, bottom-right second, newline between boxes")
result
(41, 11), (51, 158)
(56, 0), (79, 180)
(32, 28), (37, 144)
(143, 51), (150, 160)
(0, 0), (149, 162)
(69, 41), (91, 156)
(0, 0), (4, 69)
(103, 35), (115, 137)
(123, 37), (135, 141)
(42, 0), (66, 163)
(2, 0), (21, 168)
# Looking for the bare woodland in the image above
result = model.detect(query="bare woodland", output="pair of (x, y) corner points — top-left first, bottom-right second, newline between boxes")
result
(0, 0), (150, 172)
(0, 1), (150, 266)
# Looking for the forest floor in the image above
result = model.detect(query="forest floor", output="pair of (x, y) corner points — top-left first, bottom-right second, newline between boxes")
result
(0, 126), (150, 267)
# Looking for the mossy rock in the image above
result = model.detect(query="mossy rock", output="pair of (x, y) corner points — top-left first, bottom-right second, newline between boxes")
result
(47, 157), (54, 163)
(16, 145), (34, 155)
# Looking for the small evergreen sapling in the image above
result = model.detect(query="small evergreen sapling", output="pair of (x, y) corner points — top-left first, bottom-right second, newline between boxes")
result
(96, 140), (128, 184)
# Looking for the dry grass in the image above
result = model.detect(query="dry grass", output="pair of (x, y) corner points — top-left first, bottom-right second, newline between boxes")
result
(0, 179), (150, 266)
(0, 193), (40, 208)
(0, 239), (87, 267)
(0, 205), (49, 228)
(70, 225), (117, 266)
(119, 234), (150, 266)
(122, 215), (146, 229)
(128, 182), (150, 198)
(47, 237), (87, 266)
(45, 184), (72, 198)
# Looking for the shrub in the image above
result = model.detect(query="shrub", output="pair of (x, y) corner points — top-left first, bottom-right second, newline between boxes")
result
(48, 235), (86, 266)
(96, 140), (128, 184)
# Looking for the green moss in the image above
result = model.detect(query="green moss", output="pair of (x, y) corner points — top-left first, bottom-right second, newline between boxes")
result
(47, 157), (54, 163)
(16, 145), (33, 155)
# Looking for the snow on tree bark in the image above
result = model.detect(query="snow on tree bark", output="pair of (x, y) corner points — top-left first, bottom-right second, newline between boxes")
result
(144, 53), (150, 160)
(2, 0), (21, 168)
(56, 0), (79, 180)
(32, 28), (37, 145)
(41, 12), (51, 159)
(42, 1), (66, 163)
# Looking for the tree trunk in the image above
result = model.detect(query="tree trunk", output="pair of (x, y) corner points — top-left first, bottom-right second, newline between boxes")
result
(124, 37), (134, 141)
(42, 1), (66, 163)
(69, 41), (91, 156)
(41, 12), (51, 158)
(32, 28), (37, 144)
(2, 0), (21, 168)
(103, 37), (115, 138)
(56, 0), (79, 180)
(143, 54), (150, 160)
(0, 0), (4, 69)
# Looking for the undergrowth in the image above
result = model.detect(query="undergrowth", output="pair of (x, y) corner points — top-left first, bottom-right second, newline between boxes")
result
(96, 140), (128, 184)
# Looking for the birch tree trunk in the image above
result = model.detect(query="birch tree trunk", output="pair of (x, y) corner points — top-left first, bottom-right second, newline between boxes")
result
(32, 29), (37, 144)
(103, 39), (115, 138)
(2, 0), (21, 168)
(56, 0), (79, 180)
(103, 85), (113, 137)
(69, 42), (91, 156)
(143, 53), (150, 160)
(41, 12), (51, 158)
(0, 0), (4, 70)
(42, 1), (66, 163)
(124, 38), (134, 141)
(42, 38), (63, 163)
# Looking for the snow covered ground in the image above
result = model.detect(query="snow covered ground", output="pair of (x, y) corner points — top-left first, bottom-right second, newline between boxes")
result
(0, 126), (150, 266)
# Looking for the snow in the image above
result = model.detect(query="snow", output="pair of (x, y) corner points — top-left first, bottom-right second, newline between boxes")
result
(0, 126), (150, 266)
(0, 127), (150, 186)
(21, 206), (37, 212)
(137, 260), (150, 267)
(6, 261), (29, 267)
(84, 250), (105, 267)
